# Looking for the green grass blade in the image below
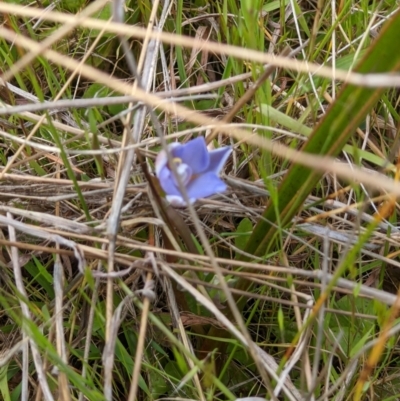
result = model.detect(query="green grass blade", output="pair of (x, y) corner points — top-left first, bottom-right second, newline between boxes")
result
(245, 9), (400, 258)
(259, 103), (395, 170)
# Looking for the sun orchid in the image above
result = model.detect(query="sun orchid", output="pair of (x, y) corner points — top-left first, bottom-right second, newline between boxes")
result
(155, 137), (232, 207)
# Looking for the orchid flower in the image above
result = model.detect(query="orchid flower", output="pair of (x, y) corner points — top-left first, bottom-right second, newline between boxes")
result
(155, 137), (232, 207)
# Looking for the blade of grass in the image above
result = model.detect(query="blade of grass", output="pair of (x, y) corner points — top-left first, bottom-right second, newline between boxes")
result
(244, 9), (400, 259)
(259, 103), (395, 171)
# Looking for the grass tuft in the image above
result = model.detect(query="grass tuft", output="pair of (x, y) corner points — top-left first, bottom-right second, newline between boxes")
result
(0, 1), (399, 400)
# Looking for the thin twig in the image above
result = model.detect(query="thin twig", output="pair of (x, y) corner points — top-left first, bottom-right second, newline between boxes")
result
(8, 212), (54, 401)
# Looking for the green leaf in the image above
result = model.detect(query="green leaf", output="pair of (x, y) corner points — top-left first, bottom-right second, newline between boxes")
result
(25, 259), (54, 299)
(277, 306), (284, 334)
(10, 382), (21, 401)
(0, 365), (11, 401)
(107, 101), (125, 116)
(262, 0), (289, 13)
(114, 340), (150, 395)
(164, 360), (183, 383)
(58, 0), (86, 13)
(234, 217), (253, 252)
(328, 296), (375, 356)
(148, 369), (169, 398)
(83, 83), (110, 100)
(350, 326), (375, 358)
(172, 346), (188, 374)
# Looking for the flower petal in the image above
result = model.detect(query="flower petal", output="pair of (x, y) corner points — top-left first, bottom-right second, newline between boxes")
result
(172, 163), (192, 186)
(155, 149), (168, 177)
(157, 166), (181, 197)
(173, 137), (210, 174)
(207, 146), (232, 174)
(155, 142), (180, 176)
(166, 195), (196, 207)
(186, 172), (228, 200)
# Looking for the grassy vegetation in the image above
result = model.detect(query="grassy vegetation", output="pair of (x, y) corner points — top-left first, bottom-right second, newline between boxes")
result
(0, 0), (399, 400)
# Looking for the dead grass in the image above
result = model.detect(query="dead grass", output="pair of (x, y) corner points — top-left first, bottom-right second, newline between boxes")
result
(0, 1), (399, 401)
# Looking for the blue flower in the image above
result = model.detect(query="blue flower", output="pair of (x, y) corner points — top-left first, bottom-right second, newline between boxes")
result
(155, 137), (232, 207)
